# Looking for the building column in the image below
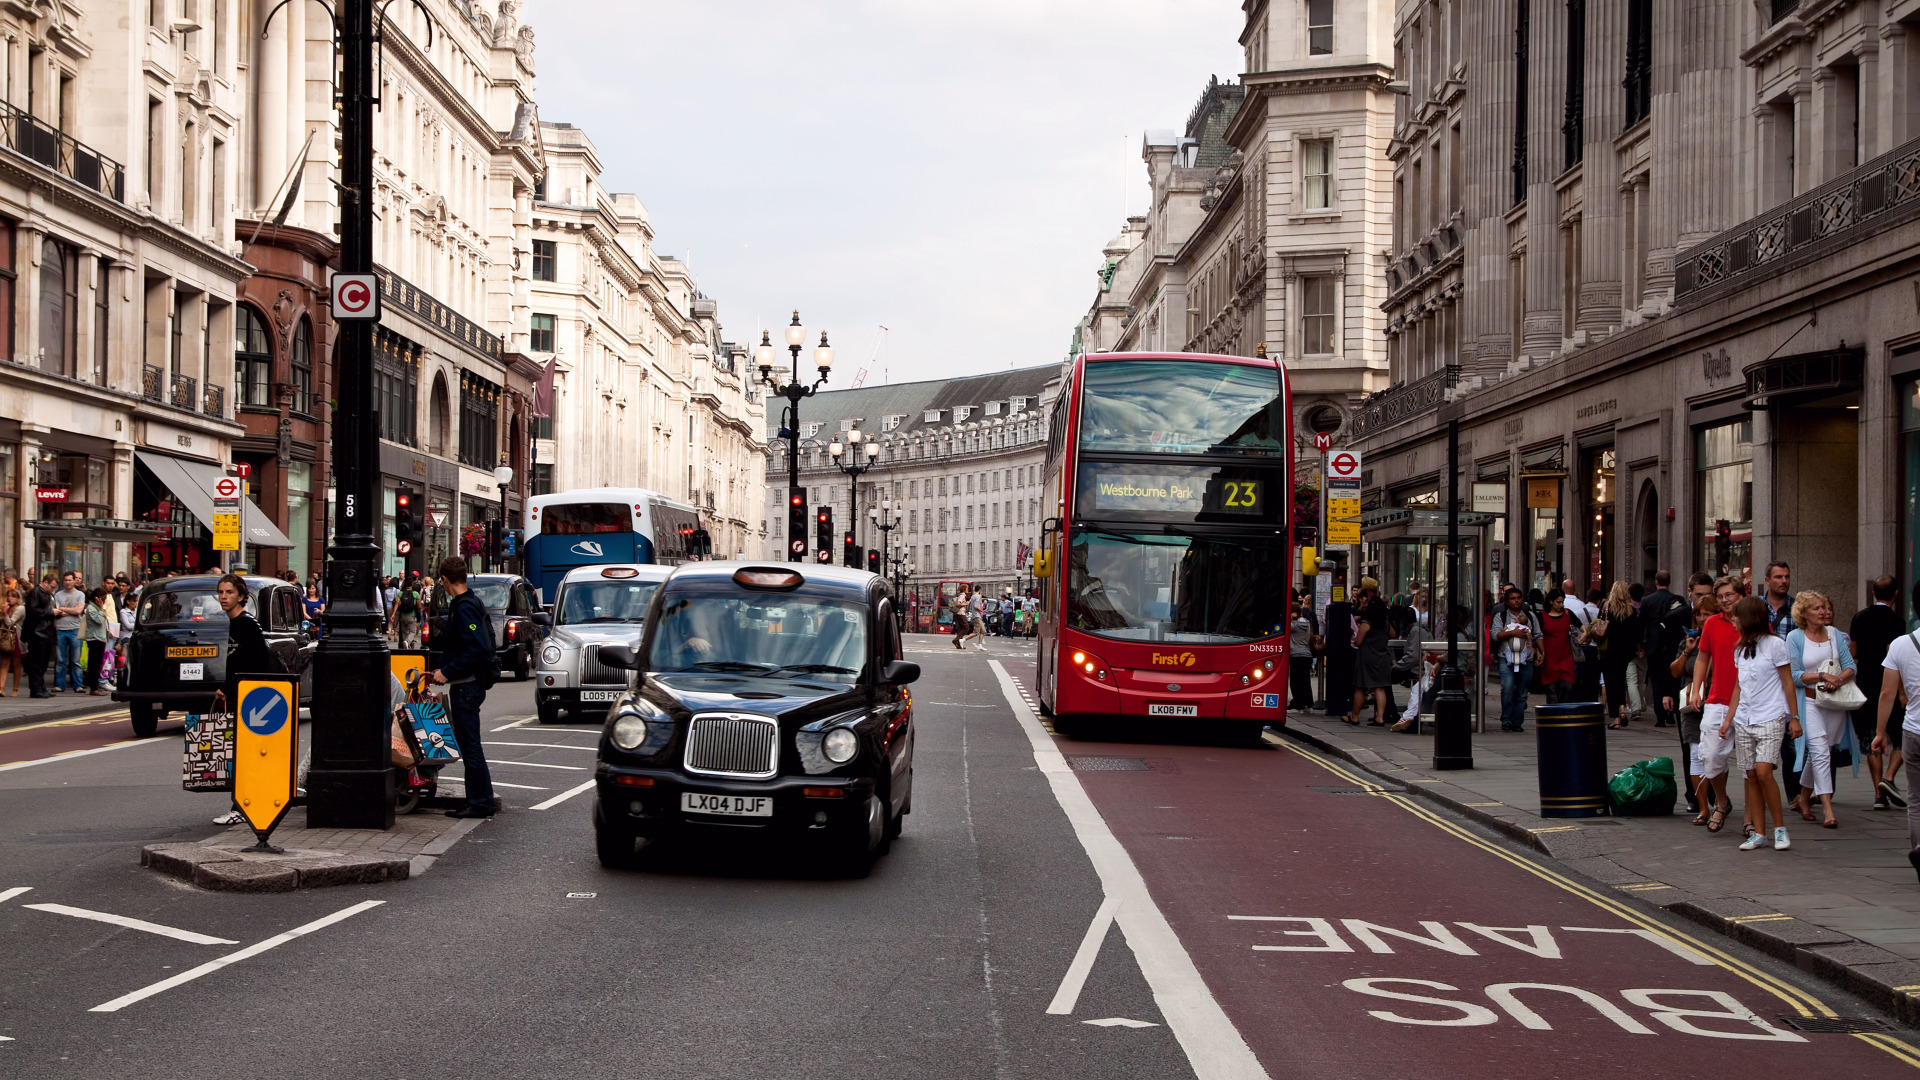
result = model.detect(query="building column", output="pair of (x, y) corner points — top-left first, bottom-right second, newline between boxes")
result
(256, 0), (289, 212)
(1882, 24), (1911, 153)
(1857, 42), (1882, 162)
(17, 225), (40, 372)
(75, 248), (100, 385)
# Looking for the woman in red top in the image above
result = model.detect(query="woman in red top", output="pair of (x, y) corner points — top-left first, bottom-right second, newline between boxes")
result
(1537, 590), (1579, 702)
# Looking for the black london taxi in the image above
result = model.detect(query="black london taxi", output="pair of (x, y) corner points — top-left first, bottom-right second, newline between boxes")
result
(114, 574), (315, 737)
(590, 562), (918, 876)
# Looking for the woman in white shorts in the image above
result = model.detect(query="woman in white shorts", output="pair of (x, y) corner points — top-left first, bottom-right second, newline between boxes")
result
(1786, 590), (1857, 829)
(1721, 596), (1803, 851)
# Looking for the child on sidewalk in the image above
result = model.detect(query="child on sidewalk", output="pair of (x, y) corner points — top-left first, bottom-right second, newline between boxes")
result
(1720, 596), (1803, 851)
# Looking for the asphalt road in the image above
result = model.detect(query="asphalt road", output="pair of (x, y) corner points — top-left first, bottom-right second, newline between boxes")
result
(0, 637), (1915, 1079)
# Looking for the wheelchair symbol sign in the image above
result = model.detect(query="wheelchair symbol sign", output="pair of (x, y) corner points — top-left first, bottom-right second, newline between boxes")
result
(241, 685), (290, 736)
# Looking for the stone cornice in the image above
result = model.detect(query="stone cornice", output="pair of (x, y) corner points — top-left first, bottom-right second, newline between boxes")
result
(0, 150), (253, 281)
(1228, 62), (1395, 146)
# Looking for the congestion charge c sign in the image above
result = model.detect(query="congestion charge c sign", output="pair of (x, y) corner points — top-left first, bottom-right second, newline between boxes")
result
(240, 685), (290, 736)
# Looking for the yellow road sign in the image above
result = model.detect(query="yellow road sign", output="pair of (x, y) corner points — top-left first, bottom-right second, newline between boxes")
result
(212, 511), (241, 552)
(390, 650), (429, 698)
(233, 676), (300, 849)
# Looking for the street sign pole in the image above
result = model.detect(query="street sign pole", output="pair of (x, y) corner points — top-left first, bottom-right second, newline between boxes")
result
(308, 0), (394, 830)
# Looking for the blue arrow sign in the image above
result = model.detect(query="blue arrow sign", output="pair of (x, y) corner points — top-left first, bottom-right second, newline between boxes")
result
(240, 685), (290, 737)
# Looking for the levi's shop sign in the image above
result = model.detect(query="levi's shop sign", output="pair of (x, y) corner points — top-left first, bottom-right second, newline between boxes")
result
(35, 487), (68, 502)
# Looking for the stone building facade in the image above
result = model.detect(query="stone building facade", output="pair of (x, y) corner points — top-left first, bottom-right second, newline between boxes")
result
(1075, 0), (1398, 471)
(528, 121), (766, 560)
(1354, 0), (1920, 614)
(760, 364), (1063, 601)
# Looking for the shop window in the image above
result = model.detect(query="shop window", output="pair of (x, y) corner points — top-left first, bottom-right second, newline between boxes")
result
(529, 312), (554, 353)
(286, 461), (312, 579)
(531, 239), (556, 282)
(291, 317), (312, 415)
(234, 305), (272, 407)
(459, 369), (500, 469)
(1301, 276), (1336, 355)
(1901, 380), (1920, 621)
(1308, 0), (1334, 55)
(1696, 418), (1753, 585)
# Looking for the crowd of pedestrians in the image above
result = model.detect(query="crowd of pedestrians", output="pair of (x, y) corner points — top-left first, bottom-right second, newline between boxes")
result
(0, 569), (140, 699)
(947, 587), (1037, 649)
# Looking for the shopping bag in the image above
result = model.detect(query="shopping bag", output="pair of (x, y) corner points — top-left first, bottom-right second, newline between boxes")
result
(182, 696), (235, 792)
(1606, 757), (1677, 816)
(406, 696), (459, 760)
(389, 715), (417, 768)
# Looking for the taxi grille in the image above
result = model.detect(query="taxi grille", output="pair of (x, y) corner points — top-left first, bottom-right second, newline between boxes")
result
(578, 654), (628, 686)
(683, 714), (779, 780)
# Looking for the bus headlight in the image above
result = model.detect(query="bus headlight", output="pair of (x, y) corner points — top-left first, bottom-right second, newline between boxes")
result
(1071, 648), (1109, 681)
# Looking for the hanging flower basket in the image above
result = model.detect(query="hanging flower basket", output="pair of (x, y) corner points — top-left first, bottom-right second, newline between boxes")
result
(460, 522), (488, 557)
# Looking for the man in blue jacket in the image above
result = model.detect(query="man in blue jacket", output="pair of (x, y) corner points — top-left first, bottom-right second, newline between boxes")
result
(430, 556), (497, 818)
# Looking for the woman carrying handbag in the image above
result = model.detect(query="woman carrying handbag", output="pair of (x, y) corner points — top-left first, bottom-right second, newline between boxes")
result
(0, 587), (22, 697)
(1670, 596), (1726, 829)
(1786, 590), (1862, 829)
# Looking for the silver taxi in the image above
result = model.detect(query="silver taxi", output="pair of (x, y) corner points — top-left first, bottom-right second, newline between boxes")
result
(532, 563), (672, 724)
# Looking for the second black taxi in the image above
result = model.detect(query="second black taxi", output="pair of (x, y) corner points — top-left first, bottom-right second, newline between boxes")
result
(591, 562), (917, 876)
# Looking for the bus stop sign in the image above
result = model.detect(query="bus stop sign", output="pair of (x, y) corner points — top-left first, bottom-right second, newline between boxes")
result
(233, 676), (300, 852)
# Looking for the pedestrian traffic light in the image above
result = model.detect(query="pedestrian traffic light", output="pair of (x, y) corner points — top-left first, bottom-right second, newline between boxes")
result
(843, 531), (857, 568)
(395, 488), (419, 544)
(866, 550), (880, 574)
(787, 487), (808, 561)
(816, 506), (834, 555)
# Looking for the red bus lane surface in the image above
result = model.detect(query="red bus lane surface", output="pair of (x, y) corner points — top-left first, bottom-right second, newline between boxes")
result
(998, 675), (1917, 1076)
(0, 711), (144, 769)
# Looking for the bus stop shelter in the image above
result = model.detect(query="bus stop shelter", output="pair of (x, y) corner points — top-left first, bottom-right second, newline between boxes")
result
(1360, 507), (1494, 733)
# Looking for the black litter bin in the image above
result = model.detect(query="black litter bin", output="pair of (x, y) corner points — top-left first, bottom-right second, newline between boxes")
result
(1535, 702), (1608, 817)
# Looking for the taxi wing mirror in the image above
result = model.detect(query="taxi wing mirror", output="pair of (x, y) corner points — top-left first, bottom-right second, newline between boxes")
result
(596, 643), (640, 671)
(531, 611), (552, 627)
(881, 659), (921, 686)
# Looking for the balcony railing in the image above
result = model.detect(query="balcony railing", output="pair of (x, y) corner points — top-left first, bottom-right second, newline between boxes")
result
(169, 373), (197, 411)
(1350, 365), (1458, 440)
(0, 100), (124, 202)
(142, 365), (163, 402)
(1675, 133), (1920, 305)
(376, 268), (502, 362)
(202, 384), (224, 418)
(1771, 0), (1799, 23)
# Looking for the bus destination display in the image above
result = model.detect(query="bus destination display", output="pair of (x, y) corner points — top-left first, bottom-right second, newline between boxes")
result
(1079, 464), (1265, 518)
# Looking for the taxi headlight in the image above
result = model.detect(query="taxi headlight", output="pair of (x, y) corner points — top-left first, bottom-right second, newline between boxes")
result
(542, 645), (562, 666)
(822, 727), (859, 764)
(611, 714), (648, 750)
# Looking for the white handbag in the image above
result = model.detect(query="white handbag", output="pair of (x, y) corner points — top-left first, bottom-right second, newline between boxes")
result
(1817, 656), (1868, 710)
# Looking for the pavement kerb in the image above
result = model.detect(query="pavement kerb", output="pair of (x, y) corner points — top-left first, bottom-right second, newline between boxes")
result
(1269, 722), (1920, 1028)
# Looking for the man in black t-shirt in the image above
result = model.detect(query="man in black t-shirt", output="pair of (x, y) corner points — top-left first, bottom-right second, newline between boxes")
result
(1851, 576), (1907, 809)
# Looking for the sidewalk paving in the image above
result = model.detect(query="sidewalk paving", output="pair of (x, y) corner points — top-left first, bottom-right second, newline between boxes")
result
(1279, 704), (1920, 1025)
(142, 805), (486, 892)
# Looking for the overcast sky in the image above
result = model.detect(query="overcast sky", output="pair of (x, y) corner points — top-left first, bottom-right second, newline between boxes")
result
(530, 0), (1244, 385)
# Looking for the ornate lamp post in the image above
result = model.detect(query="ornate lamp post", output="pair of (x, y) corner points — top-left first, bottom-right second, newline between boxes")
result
(757, 311), (833, 561)
(871, 500), (902, 572)
(493, 461), (514, 573)
(828, 428), (880, 567)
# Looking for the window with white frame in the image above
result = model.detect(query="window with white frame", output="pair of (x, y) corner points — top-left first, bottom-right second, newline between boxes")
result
(1302, 138), (1334, 209)
(1301, 276), (1337, 355)
(1308, 0), (1334, 55)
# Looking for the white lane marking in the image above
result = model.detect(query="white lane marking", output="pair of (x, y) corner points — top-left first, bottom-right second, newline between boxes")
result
(490, 716), (536, 732)
(987, 660), (1269, 1080)
(0, 887), (31, 904)
(90, 900), (384, 1013)
(488, 759), (587, 771)
(1563, 926), (1716, 965)
(1048, 895), (1121, 1015)
(24, 903), (238, 946)
(0, 737), (159, 773)
(529, 778), (597, 811)
(487, 741), (596, 751)
(487, 781), (548, 791)
(1084, 1017), (1160, 1028)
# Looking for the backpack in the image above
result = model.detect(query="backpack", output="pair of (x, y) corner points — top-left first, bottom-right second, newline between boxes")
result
(398, 589), (419, 617)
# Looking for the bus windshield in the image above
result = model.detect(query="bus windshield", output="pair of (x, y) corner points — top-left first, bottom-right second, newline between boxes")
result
(540, 502), (631, 534)
(1079, 360), (1285, 457)
(1065, 530), (1287, 643)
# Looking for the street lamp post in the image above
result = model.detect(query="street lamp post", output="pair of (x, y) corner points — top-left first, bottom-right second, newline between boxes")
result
(1431, 401), (1473, 770)
(757, 312), (834, 562)
(871, 501), (902, 573)
(828, 430), (879, 568)
(494, 461), (514, 574)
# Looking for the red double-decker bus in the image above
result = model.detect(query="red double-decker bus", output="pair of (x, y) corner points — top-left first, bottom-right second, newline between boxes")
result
(1033, 352), (1293, 742)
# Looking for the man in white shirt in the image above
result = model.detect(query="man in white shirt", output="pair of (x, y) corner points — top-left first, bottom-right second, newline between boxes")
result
(1561, 578), (1597, 623)
(1872, 627), (1920, 882)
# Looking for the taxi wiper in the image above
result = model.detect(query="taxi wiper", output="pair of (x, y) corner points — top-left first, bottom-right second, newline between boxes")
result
(772, 664), (859, 676)
(666, 661), (778, 674)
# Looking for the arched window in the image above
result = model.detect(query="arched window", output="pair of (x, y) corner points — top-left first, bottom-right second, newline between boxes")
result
(428, 371), (451, 458)
(38, 238), (73, 377)
(235, 305), (272, 407)
(291, 317), (313, 414)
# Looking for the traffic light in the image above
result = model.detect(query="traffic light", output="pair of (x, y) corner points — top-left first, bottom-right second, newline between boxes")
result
(693, 528), (713, 557)
(787, 487), (808, 561)
(816, 506), (834, 560)
(843, 531), (857, 568)
(395, 488), (419, 544)
(866, 550), (880, 574)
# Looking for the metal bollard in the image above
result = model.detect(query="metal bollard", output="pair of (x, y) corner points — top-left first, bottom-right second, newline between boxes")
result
(1534, 701), (1608, 818)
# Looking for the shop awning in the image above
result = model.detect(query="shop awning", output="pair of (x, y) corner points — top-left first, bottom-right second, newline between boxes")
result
(1360, 507), (1498, 542)
(135, 452), (295, 549)
(24, 518), (172, 544)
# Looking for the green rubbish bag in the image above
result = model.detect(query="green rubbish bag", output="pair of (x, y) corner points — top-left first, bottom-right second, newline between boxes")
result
(1607, 757), (1677, 816)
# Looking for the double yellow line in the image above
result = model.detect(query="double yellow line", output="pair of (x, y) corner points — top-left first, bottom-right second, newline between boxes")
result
(1276, 737), (1920, 1068)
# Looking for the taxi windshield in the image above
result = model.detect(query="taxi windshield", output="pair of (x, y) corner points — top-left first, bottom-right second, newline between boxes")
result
(137, 586), (245, 627)
(557, 580), (659, 625)
(647, 588), (867, 684)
